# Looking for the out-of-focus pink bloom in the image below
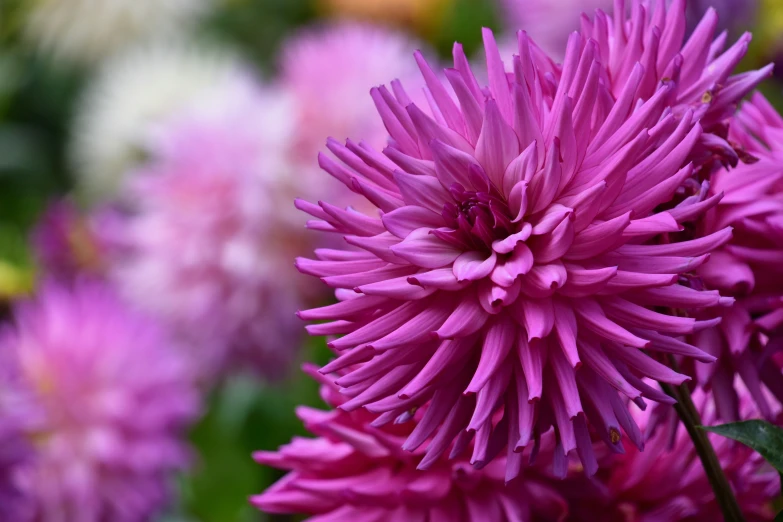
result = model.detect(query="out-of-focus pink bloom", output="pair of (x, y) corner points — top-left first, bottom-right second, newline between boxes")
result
(108, 76), (306, 380)
(562, 389), (779, 521)
(500, 0), (613, 59)
(252, 366), (568, 521)
(279, 22), (424, 160)
(684, 92), (783, 421)
(0, 281), (199, 522)
(295, 2), (766, 475)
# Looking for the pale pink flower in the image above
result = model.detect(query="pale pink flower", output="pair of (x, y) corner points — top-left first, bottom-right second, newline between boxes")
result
(109, 76), (306, 379)
(280, 22), (424, 157)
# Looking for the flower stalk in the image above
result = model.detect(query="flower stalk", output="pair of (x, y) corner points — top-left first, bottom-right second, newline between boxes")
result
(660, 356), (746, 522)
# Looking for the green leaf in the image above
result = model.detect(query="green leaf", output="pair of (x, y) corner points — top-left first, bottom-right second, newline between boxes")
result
(702, 420), (783, 474)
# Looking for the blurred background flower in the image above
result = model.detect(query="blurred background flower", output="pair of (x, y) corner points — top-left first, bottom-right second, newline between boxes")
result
(104, 74), (306, 381)
(71, 41), (245, 204)
(0, 281), (199, 521)
(20, 0), (212, 64)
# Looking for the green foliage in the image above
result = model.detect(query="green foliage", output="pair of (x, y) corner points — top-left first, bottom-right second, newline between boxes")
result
(702, 420), (783, 474)
(703, 420), (783, 520)
(180, 337), (330, 522)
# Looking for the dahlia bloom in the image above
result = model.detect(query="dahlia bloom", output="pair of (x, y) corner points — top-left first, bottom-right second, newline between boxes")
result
(563, 389), (779, 521)
(0, 281), (199, 521)
(687, 92), (783, 421)
(579, 0), (771, 138)
(108, 75), (305, 379)
(252, 366), (568, 520)
(23, 0), (210, 64)
(280, 23), (426, 158)
(296, 8), (769, 475)
(71, 40), (244, 204)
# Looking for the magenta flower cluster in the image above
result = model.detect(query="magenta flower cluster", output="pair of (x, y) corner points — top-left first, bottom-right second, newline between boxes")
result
(0, 281), (199, 521)
(255, 0), (783, 520)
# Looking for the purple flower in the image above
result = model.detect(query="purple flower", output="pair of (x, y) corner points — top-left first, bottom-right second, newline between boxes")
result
(561, 389), (779, 521)
(107, 76), (307, 380)
(295, 0), (768, 477)
(685, 92), (783, 421)
(252, 366), (568, 520)
(0, 280), (199, 521)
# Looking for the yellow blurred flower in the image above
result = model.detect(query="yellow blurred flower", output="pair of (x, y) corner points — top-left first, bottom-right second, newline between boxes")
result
(318, 0), (451, 34)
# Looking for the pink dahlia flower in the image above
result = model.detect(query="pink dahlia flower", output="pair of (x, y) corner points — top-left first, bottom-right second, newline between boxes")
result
(108, 76), (306, 379)
(252, 365), (568, 520)
(686, 92), (783, 421)
(295, 11), (766, 476)
(0, 281), (199, 521)
(280, 22), (425, 158)
(562, 389), (779, 521)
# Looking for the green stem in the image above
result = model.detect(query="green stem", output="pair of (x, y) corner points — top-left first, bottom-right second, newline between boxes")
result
(660, 370), (745, 522)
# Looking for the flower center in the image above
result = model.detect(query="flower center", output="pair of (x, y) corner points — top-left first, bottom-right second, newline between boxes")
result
(442, 185), (513, 250)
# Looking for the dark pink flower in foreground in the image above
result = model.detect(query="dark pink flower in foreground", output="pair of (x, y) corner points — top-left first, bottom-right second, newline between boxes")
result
(562, 389), (779, 521)
(0, 281), (199, 521)
(252, 366), (567, 521)
(687, 92), (783, 420)
(296, 1), (768, 476)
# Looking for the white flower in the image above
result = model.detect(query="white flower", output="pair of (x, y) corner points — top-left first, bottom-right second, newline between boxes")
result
(70, 40), (245, 204)
(23, 0), (211, 64)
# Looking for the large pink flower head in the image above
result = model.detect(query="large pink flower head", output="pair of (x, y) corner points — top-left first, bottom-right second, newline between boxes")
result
(252, 365), (568, 521)
(109, 75), (306, 379)
(0, 280), (199, 521)
(562, 389), (779, 521)
(294, 5), (768, 475)
(686, 92), (783, 421)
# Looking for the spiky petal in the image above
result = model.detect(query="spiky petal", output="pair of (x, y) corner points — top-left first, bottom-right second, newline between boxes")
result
(252, 366), (567, 521)
(581, 0), (771, 148)
(561, 388), (779, 521)
(686, 92), (783, 421)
